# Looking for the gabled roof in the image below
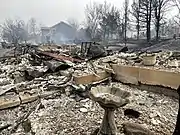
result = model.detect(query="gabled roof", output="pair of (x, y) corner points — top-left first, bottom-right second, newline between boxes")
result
(41, 21), (75, 31)
(51, 21), (74, 30)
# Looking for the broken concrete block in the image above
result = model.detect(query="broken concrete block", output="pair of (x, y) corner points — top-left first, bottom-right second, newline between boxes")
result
(112, 64), (139, 85)
(112, 64), (180, 89)
(139, 67), (180, 89)
(123, 122), (154, 135)
(0, 94), (20, 110)
(19, 92), (39, 104)
(73, 71), (110, 84)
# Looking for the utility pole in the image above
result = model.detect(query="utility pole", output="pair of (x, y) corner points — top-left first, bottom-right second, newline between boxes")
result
(124, 0), (129, 46)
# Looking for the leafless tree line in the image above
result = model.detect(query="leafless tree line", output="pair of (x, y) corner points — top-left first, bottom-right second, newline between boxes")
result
(131, 0), (171, 41)
(0, 18), (41, 44)
(84, 1), (129, 42)
(84, 0), (180, 42)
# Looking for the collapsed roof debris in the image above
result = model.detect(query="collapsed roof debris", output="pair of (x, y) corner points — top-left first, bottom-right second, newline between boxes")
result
(0, 43), (179, 135)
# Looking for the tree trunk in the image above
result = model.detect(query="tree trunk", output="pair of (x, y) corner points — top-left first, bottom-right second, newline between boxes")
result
(147, 0), (152, 42)
(156, 21), (160, 41)
(137, 24), (140, 40)
(137, 0), (140, 40)
(147, 23), (151, 42)
(103, 27), (106, 41)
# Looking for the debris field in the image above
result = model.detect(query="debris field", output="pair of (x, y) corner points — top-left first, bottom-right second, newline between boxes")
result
(0, 43), (179, 135)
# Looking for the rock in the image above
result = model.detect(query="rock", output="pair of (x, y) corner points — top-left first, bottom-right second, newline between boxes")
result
(90, 128), (99, 135)
(119, 46), (129, 53)
(60, 70), (71, 77)
(79, 84), (86, 92)
(75, 95), (84, 101)
(151, 118), (161, 125)
(123, 122), (154, 135)
(63, 60), (74, 67)
(86, 44), (107, 58)
(22, 119), (32, 133)
(71, 84), (86, 93)
(0, 78), (11, 86)
(149, 112), (157, 119)
(44, 60), (71, 72)
(80, 98), (89, 103)
(167, 60), (179, 68)
(25, 66), (48, 80)
(138, 101), (145, 106)
(69, 94), (76, 98)
(149, 111), (161, 118)
(124, 109), (141, 118)
(12, 71), (25, 84)
(80, 108), (88, 113)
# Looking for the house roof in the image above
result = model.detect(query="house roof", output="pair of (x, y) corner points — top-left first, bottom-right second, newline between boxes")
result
(51, 21), (74, 30)
(41, 21), (75, 31)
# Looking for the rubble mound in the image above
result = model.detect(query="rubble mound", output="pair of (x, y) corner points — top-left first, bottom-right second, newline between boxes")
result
(142, 39), (180, 52)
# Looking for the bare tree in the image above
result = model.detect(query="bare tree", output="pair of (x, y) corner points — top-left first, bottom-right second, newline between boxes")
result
(1, 19), (28, 44)
(99, 3), (120, 41)
(124, 0), (129, 45)
(85, 2), (103, 40)
(84, 1), (128, 41)
(153, 0), (169, 41)
(99, 1), (111, 40)
(117, 11), (125, 40)
(131, 0), (141, 40)
(28, 18), (37, 36)
(27, 18), (41, 43)
(139, 0), (153, 42)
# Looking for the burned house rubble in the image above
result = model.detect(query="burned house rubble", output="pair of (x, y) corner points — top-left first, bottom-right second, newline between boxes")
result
(0, 42), (180, 135)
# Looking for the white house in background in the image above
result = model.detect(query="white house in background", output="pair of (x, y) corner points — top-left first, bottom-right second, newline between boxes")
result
(41, 21), (76, 44)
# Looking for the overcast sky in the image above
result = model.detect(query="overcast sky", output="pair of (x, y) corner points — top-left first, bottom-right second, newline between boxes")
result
(0, 0), (126, 26)
(0, 0), (177, 27)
